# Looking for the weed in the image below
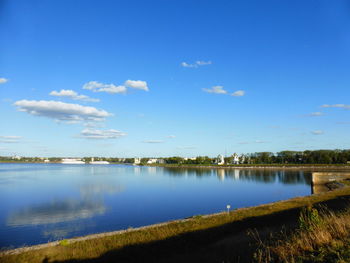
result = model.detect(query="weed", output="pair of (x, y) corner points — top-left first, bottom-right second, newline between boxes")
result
(59, 239), (69, 246)
(298, 205), (321, 231)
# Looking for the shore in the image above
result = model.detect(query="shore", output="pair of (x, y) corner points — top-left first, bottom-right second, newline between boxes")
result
(141, 163), (350, 170)
(2, 161), (350, 170)
(1, 183), (350, 263)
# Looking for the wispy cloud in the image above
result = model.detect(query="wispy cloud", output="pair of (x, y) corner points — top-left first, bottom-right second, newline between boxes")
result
(181, 61), (212, 68)
(0, 135), (22, 143)
(336, 121), (350, 125)
(311, 130), (324, 135)
(14, 100), (111, 122)
(83, 80), (149, 94)
(203, 86), (227, 94)
(0, 78), (8, 84)
(231, 90), (245, 97)
(142, 140), (164, 143)
(203, 86), (245, 97)
(306, 112), (324, 117)
(321, 104), (350, 109)
(124, 80), (149, 91)
(166, 135), (176, 139)
(79, 128), (126, 139)
(176, 146), (196, 149)
(196, 61), (212, 66)
(83, 81), (127, 94)
(238, 140), (267, 144)
(255, 140), (267, 143)
(50, 89), (99, 102)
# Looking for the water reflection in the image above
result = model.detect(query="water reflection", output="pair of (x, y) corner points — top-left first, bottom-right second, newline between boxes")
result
(42, 223), (86, 240)
(7, 199), (106, 226)
(163, 167), (312, 185)
(79, 183), (123, 198)
(7, 182), (124, 227)
(0, 164), (314, 248)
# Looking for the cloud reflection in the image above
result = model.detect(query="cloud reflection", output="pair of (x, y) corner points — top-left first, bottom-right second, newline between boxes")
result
(6, 176), (124, 227)
(7, 199), (106, 226)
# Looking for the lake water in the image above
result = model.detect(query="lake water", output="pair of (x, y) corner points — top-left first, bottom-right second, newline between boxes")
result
(0, 163), (312, 249)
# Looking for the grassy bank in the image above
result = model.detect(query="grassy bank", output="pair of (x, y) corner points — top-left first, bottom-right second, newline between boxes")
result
(255, 206), (350, 263)
(2, 186), (350, 263)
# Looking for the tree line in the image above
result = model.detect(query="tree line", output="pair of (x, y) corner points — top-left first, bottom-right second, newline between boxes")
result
(1, 149), (350, 165)
(156, 150), (350, 165)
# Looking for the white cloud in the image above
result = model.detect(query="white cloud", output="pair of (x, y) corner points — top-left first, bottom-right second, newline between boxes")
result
(255, 140), (267, 143)
(203, 86), (227, 94)
(50, 89), (100, 102)
(176, 146), (196, 149)
(336, 121), (350, 125)
(142, 140), (164, 143)
(79, 128), (126, 139)
(83, 81), (127, 94)
(0, 136), (22, 143)
(124, 80), (149, 91)
(14, 100), (111, 122)
(181, 62), (197, 68)
(0, 78), (8, 84)
(181, 61), (212, 68)
(308, 112), (324, 116)
(321, 104), (350, 109)
(238, 140), (267, 144)
(231, 90), (245, 97)
(166, 135), (176, 139)
(311, 130), (324, 135)
(196, 61), (212, 66)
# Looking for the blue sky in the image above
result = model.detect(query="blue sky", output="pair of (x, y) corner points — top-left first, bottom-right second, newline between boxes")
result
(0, 0), (350, 157)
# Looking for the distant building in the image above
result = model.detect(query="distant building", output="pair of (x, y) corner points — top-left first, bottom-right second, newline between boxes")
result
(44, 159), (50, 163)
(147, 158), (165, 164)
(216, 154), (225, 165)
(157, 158), (165, 164)
(184, 157), (196, 161)
(134, 158), (141, 165)
(12, 155), (22, 160)
(147, 158), (157, 164)
(61, 158), (85, 164)
(232, 153), (239, 164)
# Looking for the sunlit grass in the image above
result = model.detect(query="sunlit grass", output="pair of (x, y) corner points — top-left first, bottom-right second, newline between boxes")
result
(254, 206), (350, 263)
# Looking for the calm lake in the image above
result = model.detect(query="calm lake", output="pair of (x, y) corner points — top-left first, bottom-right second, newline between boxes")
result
(0, 163), (312, 249)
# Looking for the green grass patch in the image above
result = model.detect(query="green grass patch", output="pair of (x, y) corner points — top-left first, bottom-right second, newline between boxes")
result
(58, 240), (69, 247)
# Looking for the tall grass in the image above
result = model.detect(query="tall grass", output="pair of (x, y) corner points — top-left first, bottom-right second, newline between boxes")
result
(255, 206), (350, 263)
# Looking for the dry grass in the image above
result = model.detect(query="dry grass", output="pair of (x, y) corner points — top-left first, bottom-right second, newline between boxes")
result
(255, 206), (350, 263)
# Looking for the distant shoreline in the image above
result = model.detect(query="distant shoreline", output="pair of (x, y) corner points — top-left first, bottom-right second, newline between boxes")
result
(137, 163), (350, 170)
(1, 161), (350, 170)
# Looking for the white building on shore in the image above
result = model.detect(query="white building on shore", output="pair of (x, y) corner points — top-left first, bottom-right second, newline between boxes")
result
(216, 154), (225, 165)
(134, 158), (141, 165)
(61, 158), (85, 164)
(232, 153), (239, 164)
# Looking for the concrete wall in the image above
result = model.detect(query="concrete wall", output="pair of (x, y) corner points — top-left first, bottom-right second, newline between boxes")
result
(312, 172), (350, 185)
